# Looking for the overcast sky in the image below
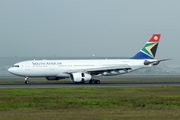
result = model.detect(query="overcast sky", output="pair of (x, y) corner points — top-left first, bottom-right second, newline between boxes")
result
(0, 0), (180, 65)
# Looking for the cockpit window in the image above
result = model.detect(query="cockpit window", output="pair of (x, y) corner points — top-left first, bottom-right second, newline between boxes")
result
(12, 65), (20, 67)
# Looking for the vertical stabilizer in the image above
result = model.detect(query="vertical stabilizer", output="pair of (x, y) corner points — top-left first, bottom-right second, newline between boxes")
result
(131, 34), (161, 59)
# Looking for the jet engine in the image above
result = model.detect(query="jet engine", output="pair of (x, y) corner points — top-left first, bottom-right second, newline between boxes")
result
(70, 73), (92, 83)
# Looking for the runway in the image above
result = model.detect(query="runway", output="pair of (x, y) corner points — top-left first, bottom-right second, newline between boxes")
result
(0, 82), (180, 88)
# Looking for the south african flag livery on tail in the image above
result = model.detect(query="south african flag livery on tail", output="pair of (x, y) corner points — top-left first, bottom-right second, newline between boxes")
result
(131, 34), (161, 59)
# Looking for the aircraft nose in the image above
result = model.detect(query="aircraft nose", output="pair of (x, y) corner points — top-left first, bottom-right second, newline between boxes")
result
(8, 68), (13, 73)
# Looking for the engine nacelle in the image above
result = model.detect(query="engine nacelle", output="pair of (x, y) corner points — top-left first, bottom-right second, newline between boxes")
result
(70, 73), (92, 82)
(46, 77), (65, 80)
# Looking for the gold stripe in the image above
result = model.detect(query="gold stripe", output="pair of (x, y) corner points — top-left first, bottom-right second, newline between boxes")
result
(145, 43), (157, 57)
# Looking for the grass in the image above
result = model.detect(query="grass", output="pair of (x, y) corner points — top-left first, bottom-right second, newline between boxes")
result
(0, 87), (180, 119)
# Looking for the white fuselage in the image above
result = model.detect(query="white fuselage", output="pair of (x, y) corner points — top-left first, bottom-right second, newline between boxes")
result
(8, 59), (154, 78)
(7, 34), (162, 84)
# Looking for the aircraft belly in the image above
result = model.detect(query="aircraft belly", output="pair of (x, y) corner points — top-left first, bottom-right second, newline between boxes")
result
(56, 73), (69, 77)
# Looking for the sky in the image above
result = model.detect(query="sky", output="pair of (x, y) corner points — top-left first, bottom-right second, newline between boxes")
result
(0, 0), (180, 65)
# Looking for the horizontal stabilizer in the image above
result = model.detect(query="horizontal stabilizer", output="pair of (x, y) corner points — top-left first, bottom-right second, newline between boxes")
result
(144, 59), (171, 66)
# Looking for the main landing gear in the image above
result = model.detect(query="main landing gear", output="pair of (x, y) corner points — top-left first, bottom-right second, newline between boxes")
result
(89, 79), (101, 84)
(24, 77), (29, 84)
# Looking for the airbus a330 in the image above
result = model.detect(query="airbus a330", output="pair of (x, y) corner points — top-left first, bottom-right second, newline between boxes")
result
(8, 34), (167, 84)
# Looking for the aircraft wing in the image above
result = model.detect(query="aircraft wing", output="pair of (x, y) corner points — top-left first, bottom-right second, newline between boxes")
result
(65, 64), (131, 75)
(86, 65), (131, 75)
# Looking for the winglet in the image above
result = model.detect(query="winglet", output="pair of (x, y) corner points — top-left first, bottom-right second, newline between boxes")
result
(131, 34), (161, 59)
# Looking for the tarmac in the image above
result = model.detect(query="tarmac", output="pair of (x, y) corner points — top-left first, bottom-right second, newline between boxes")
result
(1, 75), (180, 88)
(0, 82), (180, 88)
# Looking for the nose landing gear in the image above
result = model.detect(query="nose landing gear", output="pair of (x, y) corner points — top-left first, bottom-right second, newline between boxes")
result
(24, 77), (29, 84)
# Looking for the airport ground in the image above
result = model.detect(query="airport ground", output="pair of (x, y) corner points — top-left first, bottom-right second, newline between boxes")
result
(1, 75), (180, 88)
(0, 76), (180, 120)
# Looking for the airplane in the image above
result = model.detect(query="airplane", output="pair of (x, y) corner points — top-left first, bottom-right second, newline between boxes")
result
(8, 34), (167, 84)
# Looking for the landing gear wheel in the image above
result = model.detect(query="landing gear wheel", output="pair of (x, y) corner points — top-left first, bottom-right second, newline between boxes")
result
(94, 80), (100, 84)
(96, 80), (100, 84)
(89, 79), (100, 84)
(25, 81), (29, 84)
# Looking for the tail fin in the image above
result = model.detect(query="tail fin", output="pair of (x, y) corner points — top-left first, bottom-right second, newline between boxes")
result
(131, 34), (161, 59)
